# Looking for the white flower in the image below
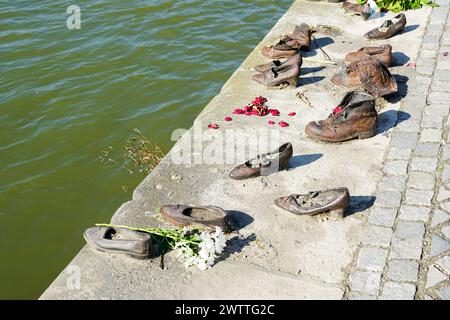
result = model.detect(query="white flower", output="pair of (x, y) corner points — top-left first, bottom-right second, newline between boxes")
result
(213, 226), (227, 254)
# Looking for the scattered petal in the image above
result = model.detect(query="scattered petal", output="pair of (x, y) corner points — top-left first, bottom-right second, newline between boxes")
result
(224, 116), (232, 121)
(406, 61), (416, 68)
(288, 112), (296, 116)
(268, 120), (275, 125)
(279, 121), (289, 127)
(269, 109), (280, 116)
(444, 52), (449, 57)
(333, 106), (343, 114)
(208, 124), (219, 129)
(233, 108), (245, 114)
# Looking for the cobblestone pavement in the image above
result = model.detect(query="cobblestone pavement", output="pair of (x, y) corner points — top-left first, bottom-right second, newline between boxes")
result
(345, 1), (450, 300)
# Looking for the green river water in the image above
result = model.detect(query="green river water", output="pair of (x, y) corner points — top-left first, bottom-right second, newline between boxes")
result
(0, 0), (293, 299)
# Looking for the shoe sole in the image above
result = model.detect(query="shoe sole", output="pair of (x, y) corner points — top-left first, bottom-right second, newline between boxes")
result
(305, 129), (377, 143)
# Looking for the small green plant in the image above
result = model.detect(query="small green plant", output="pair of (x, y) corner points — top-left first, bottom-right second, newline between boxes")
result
(357, 0), (438, 12)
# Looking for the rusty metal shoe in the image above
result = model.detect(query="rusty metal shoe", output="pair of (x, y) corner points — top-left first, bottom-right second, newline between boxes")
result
(284, 23), (312, 51)
(342, 1), (371, 20)
(345, 44), (393, 67)
(274, 187), (350, 216)
(83, 226), (152, 259)
(229, 142), (293, 180)
(365, 13), (407, 40)
(161, 205), (231, 232)
(305, 91), (377, 142)
(331, 58), (397, 97)
(254, 53), (302, 73)
(252, 63), (300, 87)
(262, 45), (298, 59)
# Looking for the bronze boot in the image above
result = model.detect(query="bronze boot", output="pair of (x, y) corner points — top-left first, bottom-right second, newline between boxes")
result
(261, 45), (298, 59)
(342, 1), (371, 20)
(275, 187), (350, 216)
(254, 53), (302, 73)
(305, 91), (377, 142)
(365, 13), (407, 40)
(331, 58), (397, 97)
(345, 44), (393, 67)
(229, 142), (293, 180)
(252, 63), (300, 87)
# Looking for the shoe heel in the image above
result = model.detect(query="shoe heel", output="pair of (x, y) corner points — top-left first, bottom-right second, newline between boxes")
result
(358, 129), (376, 139)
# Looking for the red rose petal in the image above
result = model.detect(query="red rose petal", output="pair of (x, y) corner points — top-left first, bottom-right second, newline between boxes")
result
(269, 109), (280, 116)
(288, 112), (296, 116)
(406, 62), (416, 68)
(333, 106), (343, 114)
(224, 116), (232, 121)
(444, 52), (449, 57)
(279, 121), (289, 127)
(268, 120), (275, 125)
(208, 124), (219, 129)
(233, 108), (245, 114)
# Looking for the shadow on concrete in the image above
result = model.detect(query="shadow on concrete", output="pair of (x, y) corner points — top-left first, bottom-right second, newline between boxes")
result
(345, 195), (376, 217)
(392, 52), (410, 66)
(217, 233), (257, 263)
(297, 76), (326, 86)
(302, 36), (335, 59)
(228, 210), (254, 231)
(385, 74), (409, 103)
(289, 153), (323, 170)
(302, 66), (326, 75)
(377, 110), (410, 135)
(403, 24), (420, 34)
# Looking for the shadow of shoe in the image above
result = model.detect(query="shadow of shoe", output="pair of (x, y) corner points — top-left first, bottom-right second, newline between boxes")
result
(344, 195), (376, 217)
(402, 24), (420, 34)
(227, 210), (254, 231)
(288, 153), (323, 170)
(392, 52), (410, 66)
(217, 233), (257, 262)
(385, 74), (409, 103)
(302, 66), (326, 75)
(298, 76), (325, 86)
(377, 110), (410, 135)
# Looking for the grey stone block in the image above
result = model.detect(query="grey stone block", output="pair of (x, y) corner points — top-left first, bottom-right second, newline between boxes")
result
(410, 157), (438, 172)
(431, 235), (450, 257)
(407, 171), (436, 190)
(386, 260), (419, 282)
(420, 129), (442, 143)
(415, 143), (440, 158)
(437, 286), (450, 300)
(391, 221), (425, 259)
(427, 91), (450, 104)
(349, 271), (381, 295)
(431, 209), (450, 227)
(421, 114), (443, 129)
(437, 187), (450, 202)
(426, 265), (447, 288)
(390, 132), (418, 149)
(387, 147), (412, 161)
(369, 207), (397, 228)
(416, 75), (432, 85)
(383, 160), (408, 176)
(404, 189), (434, 206)
(362, 226), (393, 247)
(380, 282), (416, 300)
(346, 291), (377, 300)
(420, 49), (438, 59)
(443, 146), (450, 161)
(442, 225), (450, 239)
(399, 205), (431, 222)
(357, 247), (389, 272)
(442, 165), (450, 182)
(376, 191), (402, 208)
(430, 80), (450, 91)
(378, 175), (406, 192)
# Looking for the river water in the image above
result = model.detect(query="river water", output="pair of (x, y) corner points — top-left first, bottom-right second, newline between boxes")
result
(0, 0), (293, 298)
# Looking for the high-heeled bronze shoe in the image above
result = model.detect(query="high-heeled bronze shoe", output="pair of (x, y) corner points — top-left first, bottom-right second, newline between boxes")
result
(252, 63), (300, 87)
(229, 142), (293, 180)
(254, 53), (302, 73)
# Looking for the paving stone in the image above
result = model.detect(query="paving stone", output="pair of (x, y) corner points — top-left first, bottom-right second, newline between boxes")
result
(376, 191), (402, 207)
(390, 132), (418, 149)
(346, 291), (377, 300)
(421, 114), (443, 129)
(416, 75), (432, 85)
(437, 187), (450, 202)
(394, 120), (421, 133)
(387, 147), (412, 160)
(434, 70), (450, 81)
(416, 65), (434, 75)
(378, 175), (407, 192)
(432, 209), (450, 227)
(383, 160), (408, 176)
(424, 104), (449, 117)
(386, 260), (419, 282)
(420, 129), (442, 143)
(404, 189), (434, 206)
(427, 91), (450, 104)
(415, 143), (441, 158)
(442, 165), (450, 181)
(442, 226), (450, 239)
(379, 282), (416, 300)
(362, 226), (393, 247)
(431, 235), (450, 257)
(430, 80), (450, 91)
(427, 265), (447, 288)
(443, 146), (450, 161)
(349, 271), (381, 295)
(357, 247), (389, 272)
(440, 201), (450, 214)
(369, 207), (397, 228)
(436, 256), (450, 275)
(399, 205), (431, 222)
(424, 295), (435, 300)
(437, 286), (450, 300)
(391, 221), (425, 259)
(421, 49), (438, 59)
(407, 172), (436, 190)
(410, 157), (438, 172)
(436, 59), (450, 70)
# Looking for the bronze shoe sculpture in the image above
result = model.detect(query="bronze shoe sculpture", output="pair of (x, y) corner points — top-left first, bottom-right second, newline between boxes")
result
(331, 58), (398, 97)
(161, 205), (230, 232)
(252, 63), (300, 87)
(345, 44), (393, 67)
(254, 53), (302, 73)
(84, 226), (152, 259)
(261, 45), (298, 59)
(229, 142), (293, 180)
(365, 13), (407, 40)
(262, 23), (311, 59)
(274, 187), (350, 216)
(342, 1), (371, 20)
(305, 91), (377, 142)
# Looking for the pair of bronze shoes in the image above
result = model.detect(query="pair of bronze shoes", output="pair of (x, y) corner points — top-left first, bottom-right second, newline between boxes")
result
(345, 44), (392, 67)
(342, 1), (371, 20)
(261, 24), (311, 59)
(252, 54), (302, 87)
